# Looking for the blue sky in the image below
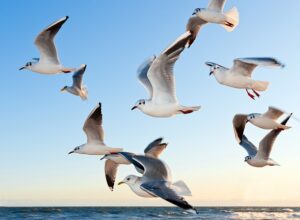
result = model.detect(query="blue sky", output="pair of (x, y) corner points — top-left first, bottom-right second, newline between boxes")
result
(1, 0), (300, 206)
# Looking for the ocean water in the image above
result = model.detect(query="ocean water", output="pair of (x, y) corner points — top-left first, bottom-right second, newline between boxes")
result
(1, 207), (300, 220)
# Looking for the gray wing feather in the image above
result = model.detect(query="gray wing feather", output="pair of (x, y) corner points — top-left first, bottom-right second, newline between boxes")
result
(258, 114), (292, 159)
(83, 103), (104, 143)
(34, 16), (68, 64)
(232, 114), (248, 143)
(239, 135), (258, 157)
(140, 181), (197, 212)
(72, 64), (87, 89)
(137, 56), (155, 98)
(262, 106), (284, 120)
(132, 155), (170, 181)
(144, 137), (167, 158)
(104, 159), (119, 191)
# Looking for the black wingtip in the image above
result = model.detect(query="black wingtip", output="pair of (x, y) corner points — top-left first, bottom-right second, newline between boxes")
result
(281, 113), (292, 125)
(65, 16), (69, 21)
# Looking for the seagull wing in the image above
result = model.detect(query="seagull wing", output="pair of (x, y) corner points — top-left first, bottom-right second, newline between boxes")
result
(104, 159), (119, 191)
(147, 31), (192, 104)
(140, 181), (197, 213)
(239, 135), (258, 157)
(72, 64), (87, 89)
(119, 152), (144, 174)
(232, 57), (284, 77)
(257, 114), (292, 159)
(137, 56), (156, 98)
(262, 106), (284, 120)
(233, 114), (248, 143)
(208, 0), (226, 11)
(185, 16), (207, 48)
(132, 155), (171, 181)
(144, 137), (167, 158)
(34, 16), (68, 64)
(83, 102), (104, 144)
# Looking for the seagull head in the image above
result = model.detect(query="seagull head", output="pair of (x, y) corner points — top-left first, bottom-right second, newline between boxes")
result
(246, 113), (261, 122)
(60, 86), (68, 92)
(205, 62), (227, 76)
(118, 175), (139, 186)
(244, 156), (252, 162)
(19, 61), (34, 71)
(131, 99), (146, 111)
(192, 8), (203, 15)
(68, 145), (84, 154)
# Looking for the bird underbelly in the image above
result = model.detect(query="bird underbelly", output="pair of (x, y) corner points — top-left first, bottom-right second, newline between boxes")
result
(81, 145), (108, 155)
(143, 104), (177, 117)
(130, 185), (154, 198)
(250, 118), (278, 129)
(222, 76), (253, 89)
(247, 159), (268, 168)
(32, 64), (61, 74)
(198, 11), (225, 23)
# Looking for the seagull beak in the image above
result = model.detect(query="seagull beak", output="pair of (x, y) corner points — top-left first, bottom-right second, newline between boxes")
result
(118, 181), (125, 185)
(68, 150), (75, 154)
(209, 71), (213, 76)
(100, 155), (106, 160)
(60, 88), (65, 92)
(131, 106), (137, 111)
(19, 66), (25, 70)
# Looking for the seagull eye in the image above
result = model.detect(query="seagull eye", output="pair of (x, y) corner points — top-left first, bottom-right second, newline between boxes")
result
(127, 178), (130, 181)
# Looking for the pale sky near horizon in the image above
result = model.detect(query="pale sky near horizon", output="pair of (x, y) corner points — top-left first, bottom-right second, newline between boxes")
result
(1, 0), (300, 207)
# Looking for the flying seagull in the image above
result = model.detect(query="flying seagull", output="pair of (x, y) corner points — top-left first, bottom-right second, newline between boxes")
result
(131, 31), (200, 117)
(101, 137), (167, 191)
(118, 154), (197, 214)
(61, 64), (88, 100)
(68, 103), (123, 155)
(233, 113), (292, 167)
(186, 0), (239, 47)
(19, 16), (75, 74)
(206, 57), (285, 99)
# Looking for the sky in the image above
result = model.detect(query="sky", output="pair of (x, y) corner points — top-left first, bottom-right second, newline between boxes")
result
(1, 0), (300, 207)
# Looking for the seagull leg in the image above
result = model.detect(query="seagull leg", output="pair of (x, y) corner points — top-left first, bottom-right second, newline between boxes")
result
(252, 89), (260, 98)
(225, 21), (234, 27)
(179, 110), (194, 114)
(245, 89), (255, 100)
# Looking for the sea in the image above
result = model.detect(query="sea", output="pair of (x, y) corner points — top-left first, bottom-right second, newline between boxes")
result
(0, 207), (300, 220)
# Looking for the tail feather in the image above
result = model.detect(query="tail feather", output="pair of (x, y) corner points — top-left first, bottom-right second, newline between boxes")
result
(80, 86), (88, 100)
(221, 7), (239, 32)
(171, 180), (192, 196)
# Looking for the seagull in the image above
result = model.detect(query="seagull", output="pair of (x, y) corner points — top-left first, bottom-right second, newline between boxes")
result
(131, 31), (200, 117)
(68, 103), (123, 155)
(186, 0), (239, 47)
(247, 106), (291, 130)
(19, 16), (75, 74)
(118, 154), (197, 214)
(61, 64), (88, 100)
(206, 57), (285, 99)
(233, 113), (292, 167)
(101, 137), (168, 191)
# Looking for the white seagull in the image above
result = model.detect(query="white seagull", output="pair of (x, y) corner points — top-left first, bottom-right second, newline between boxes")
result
(186, 0), (239, 47)
(61, 64), (88, 100)
(68, 103), (123, 155)
(247, 106), (291, 130)
(101, 137), (167, 191)
(118, 154), (197, 214)
(19, 16), (75, 74)
(233, 113), (292, 167)
(131, 31), (200, 117)
(206, 57), (285, 99)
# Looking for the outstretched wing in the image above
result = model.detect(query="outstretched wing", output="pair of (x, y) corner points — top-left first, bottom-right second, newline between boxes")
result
(232, 114), (248, 143)
(137, 56), (156, 98)
(104, 159), (119, 191)
(239, 135), (258, 157)
(208, 0), (226, 11)
(262, 106), (284, 120)
(144, 137), (167, 158)
(72, 64), (87, 89)
(257, 114), (292, 159)
(232, 57), (284, 77)
(185, 16), (207, 48)
(140, 181), (197, 213)
(34, 16), (68, 64)
(132, 155), (171, 181)
(83, 102), (104, 144)
(147, 31), (192, 104)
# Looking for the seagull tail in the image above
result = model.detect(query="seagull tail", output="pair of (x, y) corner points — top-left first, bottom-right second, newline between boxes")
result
(222, 7), (239, 32)
(80, 87), (88, 101)
(172, 180), (192, 197)
(252, 81), (269, 91)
